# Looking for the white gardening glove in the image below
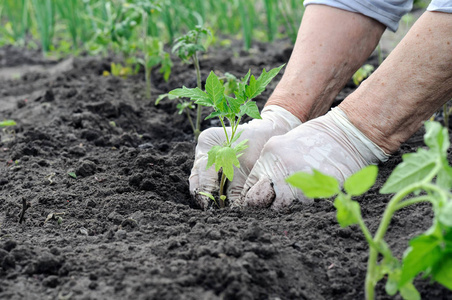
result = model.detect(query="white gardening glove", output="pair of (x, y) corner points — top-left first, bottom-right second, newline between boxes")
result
(240, 107), (390, 210)
(190, 105), (301, 209)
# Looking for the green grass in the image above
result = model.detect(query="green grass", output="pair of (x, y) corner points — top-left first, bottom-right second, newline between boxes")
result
(0, 0), (306, 55)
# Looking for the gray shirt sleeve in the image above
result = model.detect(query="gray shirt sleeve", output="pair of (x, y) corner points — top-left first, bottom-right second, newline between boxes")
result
(427, 0), (452, 12)
(304, 0), (413, 32)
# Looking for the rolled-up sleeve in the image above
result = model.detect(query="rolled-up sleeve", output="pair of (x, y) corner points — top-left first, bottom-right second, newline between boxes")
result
(427, 0), (452, 12)
(304, 0), (413, 32)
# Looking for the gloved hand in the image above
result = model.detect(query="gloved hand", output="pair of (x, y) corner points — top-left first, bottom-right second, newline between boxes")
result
(190, 105), (302, 209)
(239, 107), (390, 210)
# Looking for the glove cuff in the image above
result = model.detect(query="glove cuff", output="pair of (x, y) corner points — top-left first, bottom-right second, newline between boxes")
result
(261, 105), (302, 130)
(330, 107), (390, 163)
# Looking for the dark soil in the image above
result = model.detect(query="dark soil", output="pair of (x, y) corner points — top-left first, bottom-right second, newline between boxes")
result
(0, 42), (450, 300)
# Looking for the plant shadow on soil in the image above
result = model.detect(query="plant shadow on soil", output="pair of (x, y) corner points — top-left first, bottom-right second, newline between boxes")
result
(0, 43), (451, 299)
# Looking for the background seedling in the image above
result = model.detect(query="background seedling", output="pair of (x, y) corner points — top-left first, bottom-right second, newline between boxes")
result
(133, 1), (172, 100)
(0, 120), (16, 127)
(169, 65), (284, 207)
(103, 62), (134, 78)
(287, 121), (452, 299)
(352, 64), (374, 86)
(157, 25), (212, 140)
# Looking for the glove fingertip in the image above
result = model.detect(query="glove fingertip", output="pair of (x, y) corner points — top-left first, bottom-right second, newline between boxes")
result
(192, 189), (210, 210)
(244, 177), (275, 208)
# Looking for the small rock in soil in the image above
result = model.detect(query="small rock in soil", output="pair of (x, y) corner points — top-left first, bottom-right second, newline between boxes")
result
(49, 247), (61, 256)
(42, 89), (55, 102)
(128, 174), (143, 187)
(10, 247), (32, 262)
(69, 146), (86, 157)
(23, 262), (37, 275)
(139, 179), (155, 191)
(0, 249), (8, 261)
(42, 275), (59, 288)
(35, 253), (63, 274)
(75, 160), (97, 177)
(138, 142), (154, 149)
(89, 281), (98, 290)
(80, 129), (101, 142)
(2, 254), (16, 270)
(2, 240), (17, 251)
(208, 230), (221, 240)
(115, 229), (127, 240)
(242, 222), (263, 241)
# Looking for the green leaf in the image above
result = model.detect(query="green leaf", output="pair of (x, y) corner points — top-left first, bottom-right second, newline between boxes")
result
(198, 191), (215, 201)
(0, 120), (17, 127)
(68, 172), (77, 179)
(155, 93), (179, 105)
(245, 75), (259, 99)
(334, 193), (361, 227)
(437, 159), (452, 189)
(226, 96), (241, 115)
(241, 69), (251, 85)
(206, 145), (240, 181)
(233, 139), (248, 154)
(176, 102), (193, 114)
(399, 282), (421, 300)
(399, 234), (443, 287)
(169, 87), (211, 106)
(205, 71), (226, 109)
(381, 149), (436, 194)
(214, 146), (240, 181)
(206, 145), (221, 170)
(424, 121), (450, 155)
(344, 165), (378, 196)
(242, 65), (284, 100)
(286, 170), (340, 198)
(432, 253), (452, 289)
(352, 64), (374, 86)
(439, 200), (452, 227)
(205, 111), (223, 120)
(385, 272), (399, 296)
(377, 252), (399, 281)
(254, 64), (284, 98)
(231, 130), (244, 144)
(240, 101), (261, 119)
(159, 52), (172, 82)
(198, 191), (219, 208)
(147, 56), (162, 69)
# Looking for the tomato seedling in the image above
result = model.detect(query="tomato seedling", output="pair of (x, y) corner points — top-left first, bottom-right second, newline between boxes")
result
(156, 25), (212, 140)
(126, 2), (172, 100)
(170, 65), (284, 207)
(287, 121), (452, 299)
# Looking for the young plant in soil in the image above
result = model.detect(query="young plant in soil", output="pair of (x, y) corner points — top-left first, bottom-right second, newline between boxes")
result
(0, 120), (16, 127)
(169, 65), (284, 207)
(137, 3), (172, 100)
(137, 35), (172, 100)
(156, 26), (212, 140)
(287, 121), (452, 300)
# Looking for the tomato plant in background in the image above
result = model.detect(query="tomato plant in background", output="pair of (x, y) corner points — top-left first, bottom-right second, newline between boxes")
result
(155, 25), (212, 139)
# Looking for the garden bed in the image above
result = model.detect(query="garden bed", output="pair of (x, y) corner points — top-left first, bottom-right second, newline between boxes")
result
(0, 43), (450, 299)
